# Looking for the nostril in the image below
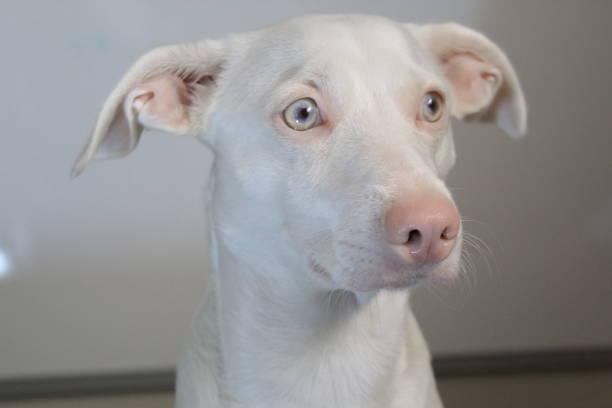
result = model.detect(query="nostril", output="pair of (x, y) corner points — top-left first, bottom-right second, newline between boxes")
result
(406, 229), (422, 247)
(440, 227), (451, 240)
(440, 225), (458, 241)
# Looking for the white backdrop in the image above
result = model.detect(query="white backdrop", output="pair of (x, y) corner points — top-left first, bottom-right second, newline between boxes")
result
(0, 0), (611, 378)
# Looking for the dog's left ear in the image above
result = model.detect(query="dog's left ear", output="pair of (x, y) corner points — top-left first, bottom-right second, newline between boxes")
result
(414, 23), (527, 138)
(72, 40), (225, 177)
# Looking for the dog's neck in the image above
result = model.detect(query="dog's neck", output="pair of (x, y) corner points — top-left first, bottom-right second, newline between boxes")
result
(210, 231), (410, 407)
(203, 164), (429, 407)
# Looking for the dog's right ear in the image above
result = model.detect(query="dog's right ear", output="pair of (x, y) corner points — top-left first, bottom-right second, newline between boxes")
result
(72, 40), (225, 177)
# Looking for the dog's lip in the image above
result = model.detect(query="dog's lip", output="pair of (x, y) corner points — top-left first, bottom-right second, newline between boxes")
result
(309, 253), (431, 292)
(308, 257), (332, 279)
(307, 240), (460, 292)
(348, 266), (431, 292)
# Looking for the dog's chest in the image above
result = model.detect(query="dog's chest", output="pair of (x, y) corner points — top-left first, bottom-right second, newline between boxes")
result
(223, 291), (412, 408)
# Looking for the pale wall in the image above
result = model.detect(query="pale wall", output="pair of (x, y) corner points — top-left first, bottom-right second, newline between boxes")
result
(0, 0), (610, 378)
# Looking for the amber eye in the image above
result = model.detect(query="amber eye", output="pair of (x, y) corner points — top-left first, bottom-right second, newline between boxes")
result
(420, 91), (445, 123)
(282, 98), (321, 131)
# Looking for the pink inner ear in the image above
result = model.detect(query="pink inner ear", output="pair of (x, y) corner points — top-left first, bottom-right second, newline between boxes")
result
(442, 53), (501, 118)
(131, 75), (192, 133)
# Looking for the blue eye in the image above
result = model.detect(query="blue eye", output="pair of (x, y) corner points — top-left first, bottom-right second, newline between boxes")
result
(282, 98), (321, 131)
(421, 91), (445, 122)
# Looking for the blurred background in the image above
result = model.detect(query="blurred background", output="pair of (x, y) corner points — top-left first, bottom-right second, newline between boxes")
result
(0, 0), (610, 407)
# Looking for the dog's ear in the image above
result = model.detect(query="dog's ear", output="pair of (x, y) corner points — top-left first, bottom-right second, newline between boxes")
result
(414, 23), (527, 138)
(72, 40), (225, 176)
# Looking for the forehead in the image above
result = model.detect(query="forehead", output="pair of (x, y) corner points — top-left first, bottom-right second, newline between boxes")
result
(228, 15), (439, 98)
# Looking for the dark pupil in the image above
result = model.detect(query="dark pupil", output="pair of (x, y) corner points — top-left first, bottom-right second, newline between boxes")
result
(427, 96), (438, 113)
(296, 106), (311, 122)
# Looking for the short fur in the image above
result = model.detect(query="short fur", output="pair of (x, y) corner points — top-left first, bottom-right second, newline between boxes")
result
(74, 14), (526, 408)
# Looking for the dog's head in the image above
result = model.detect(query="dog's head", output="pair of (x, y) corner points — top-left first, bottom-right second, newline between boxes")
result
(74, 15), (526, 293)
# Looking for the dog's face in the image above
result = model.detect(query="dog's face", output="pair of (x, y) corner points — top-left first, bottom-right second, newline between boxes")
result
(74, 15), (526, 293)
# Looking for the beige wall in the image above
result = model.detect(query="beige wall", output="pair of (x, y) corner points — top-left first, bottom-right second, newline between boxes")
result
(414, 0), (612, 353)
(0, 0), (610, 377)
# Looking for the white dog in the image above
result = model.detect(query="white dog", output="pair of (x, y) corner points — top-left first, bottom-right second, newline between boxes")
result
(73, 14), (526, 408)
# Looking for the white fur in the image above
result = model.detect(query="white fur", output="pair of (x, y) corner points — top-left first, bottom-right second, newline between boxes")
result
(74, 14), (526, 408)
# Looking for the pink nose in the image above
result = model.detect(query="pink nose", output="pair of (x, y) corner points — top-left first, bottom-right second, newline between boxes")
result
(384, 192), (460, 265)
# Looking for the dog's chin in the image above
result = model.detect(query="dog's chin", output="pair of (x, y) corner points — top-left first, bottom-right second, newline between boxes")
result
(308, 255), (460, 293)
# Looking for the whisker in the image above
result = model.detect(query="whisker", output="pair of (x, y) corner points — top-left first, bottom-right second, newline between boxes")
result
(460, 229), (497, 289)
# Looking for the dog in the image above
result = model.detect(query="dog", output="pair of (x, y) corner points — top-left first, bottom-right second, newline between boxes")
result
(73, 14), (526, 408)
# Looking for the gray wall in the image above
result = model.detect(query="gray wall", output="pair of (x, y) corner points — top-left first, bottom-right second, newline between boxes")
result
(0, 0), (610, 378)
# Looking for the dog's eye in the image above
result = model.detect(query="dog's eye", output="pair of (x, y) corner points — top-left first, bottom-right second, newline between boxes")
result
(282, 98), (321, 131)
(420, 91), (445, 123)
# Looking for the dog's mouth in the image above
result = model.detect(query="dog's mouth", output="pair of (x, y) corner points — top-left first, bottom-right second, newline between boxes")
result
(343, 262), (433, 292)
(307, 246), (460, 293)
(308, 258), (332, 279)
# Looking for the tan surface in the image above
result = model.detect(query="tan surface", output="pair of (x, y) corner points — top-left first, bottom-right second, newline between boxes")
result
(439, 371), (612, 408)
(0, 393), (174, 408)
(2, 372), (611, 408)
